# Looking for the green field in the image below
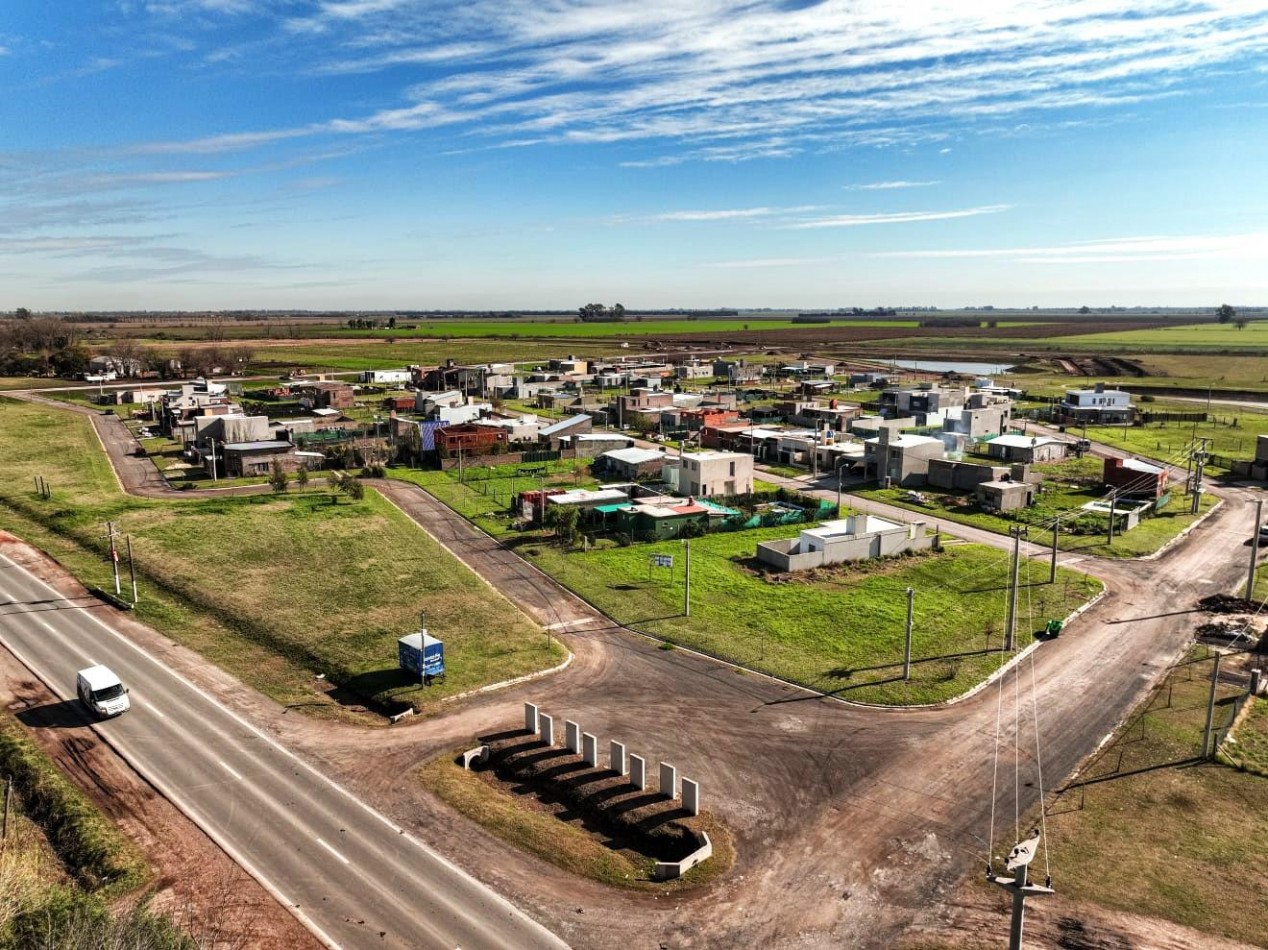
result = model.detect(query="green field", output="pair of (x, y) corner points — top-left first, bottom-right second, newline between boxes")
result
(330, 317), (920, 339)
(1057, 320), (1268, 350)
(0, 398), (564, 718)
(1082, 408), (1268, 472)
(1043, 649), (1268, 945)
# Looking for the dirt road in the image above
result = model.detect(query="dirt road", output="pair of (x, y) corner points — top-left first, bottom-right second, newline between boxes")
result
(5, 390), (1260, 947)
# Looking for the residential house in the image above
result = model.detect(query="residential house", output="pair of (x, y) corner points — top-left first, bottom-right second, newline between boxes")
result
(296, 381), (355, 410)
(596, 447), (668, 481)
(674, 359), (714, 380)
(436, 423), (508, 457)
(756, 515), (933, 571)
(419, 360), (489, 395)
(1103, 456), (1169, 498)
(559, 432), (635, 457)
(863, 430), (946, 486)
(984, 434), (1071, 464)
(539, 413), (593, 447)
(713, 359), (763, 384)
(1059, 383), (1136, 424)
(928, 458), (1012, 491)
(878, 386), (966, 422)
(615, 496), (736, 541)
(220, 440), (299, 477)
(662, 451), (753, 497)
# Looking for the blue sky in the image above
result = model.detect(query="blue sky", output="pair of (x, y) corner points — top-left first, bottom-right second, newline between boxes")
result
(4, 0), (1268, 311)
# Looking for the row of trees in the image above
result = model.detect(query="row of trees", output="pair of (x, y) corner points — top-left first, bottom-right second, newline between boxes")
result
(577, 302), (627, 323)
(346, 317), (397, 330)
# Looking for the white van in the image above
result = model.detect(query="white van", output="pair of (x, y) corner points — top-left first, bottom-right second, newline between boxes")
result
(76, 665), (130, 718)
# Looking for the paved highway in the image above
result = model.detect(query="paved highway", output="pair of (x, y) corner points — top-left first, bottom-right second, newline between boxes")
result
(0, 551), (567, 950)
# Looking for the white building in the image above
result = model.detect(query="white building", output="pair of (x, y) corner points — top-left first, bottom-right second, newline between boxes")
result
(662, 450), (754, 497)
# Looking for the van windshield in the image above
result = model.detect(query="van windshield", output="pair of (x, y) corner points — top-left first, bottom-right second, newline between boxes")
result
(93, 684), (125, 702)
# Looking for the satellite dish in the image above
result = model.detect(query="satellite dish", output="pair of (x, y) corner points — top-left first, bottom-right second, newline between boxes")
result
(1005, 833), (1041, 871)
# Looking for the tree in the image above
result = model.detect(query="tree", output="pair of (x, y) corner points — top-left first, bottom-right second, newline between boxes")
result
(269, 459), (290, 494)
(342, 474), (365, 501)
(1217, 303), (1237, 323)
(543, 504), (579, 547)
(1236, 317), (1249, 330)
(296, 464), (309, 487)
(14, 307), (31, 320)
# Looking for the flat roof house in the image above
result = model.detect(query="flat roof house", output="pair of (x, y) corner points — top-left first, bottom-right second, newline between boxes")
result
(1103, 456), (1169, 498)
(662, 451), (754, 498)
(756, 515), (932, 571)
(1060, 382), (1136, 424)
(221, 440), (298, 477)
(984, 434), (1071, 464)
(974, 480), (1035, 512)
(596, 447), (667, 481)
(863, 430), (945, 486)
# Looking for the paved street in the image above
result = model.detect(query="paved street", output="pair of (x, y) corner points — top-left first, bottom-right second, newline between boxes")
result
(0, 550), (567, 950)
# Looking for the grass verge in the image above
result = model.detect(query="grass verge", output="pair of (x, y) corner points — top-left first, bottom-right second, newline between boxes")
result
(0, 712), (148, 897)
(1039, 648), (1268, 945)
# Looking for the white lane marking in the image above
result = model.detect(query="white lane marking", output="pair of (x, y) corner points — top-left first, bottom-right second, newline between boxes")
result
(316, 838), (351, 866)
(147, 704), (166, 719)
(0, 626), (345, 950)
(0, 551), (569, 949)
(219, 760), (244, 782)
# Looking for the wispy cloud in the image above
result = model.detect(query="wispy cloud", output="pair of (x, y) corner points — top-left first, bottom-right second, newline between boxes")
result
(784, 205), (1010, 229)
(846, 180), (941, 191)
(708, 256), (838, 269)
(874, 233), (1268, 262)
(115, 0), (1268, 162)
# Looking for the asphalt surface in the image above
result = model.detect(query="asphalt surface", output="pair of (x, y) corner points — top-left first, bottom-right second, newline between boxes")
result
(0, 550), (567, 950)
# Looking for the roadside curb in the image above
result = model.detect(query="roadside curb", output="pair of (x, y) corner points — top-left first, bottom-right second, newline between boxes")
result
(440, 650), (574, 707)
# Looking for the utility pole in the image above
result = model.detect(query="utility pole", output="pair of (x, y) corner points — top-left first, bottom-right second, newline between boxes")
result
(102, 522), (121, 596)
(126, 536), (138, 604)
(1191, 438), (1209, 515)
(1005, 526), (1022, 651)
(2, 776), (10, 849)
(1049, 520), (1059, 584)
(989, 833), (1053, 950)
(1107, 493), (1117, 545)
(903, 587), (914, 680)
(1248, 499), (1264, 602)
(683, 538), (691, 617)
(1202, 651), (1223, 759)
(836, 467), (843, 515)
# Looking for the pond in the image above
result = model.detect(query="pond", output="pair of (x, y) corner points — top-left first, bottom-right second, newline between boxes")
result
(886, 359), (1017, 375)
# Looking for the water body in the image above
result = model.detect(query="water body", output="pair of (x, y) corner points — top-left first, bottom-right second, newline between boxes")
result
(886, 358), (1016, 375)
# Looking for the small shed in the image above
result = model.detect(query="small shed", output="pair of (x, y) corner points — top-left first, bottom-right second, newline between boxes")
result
(975, 479), (1035, 512)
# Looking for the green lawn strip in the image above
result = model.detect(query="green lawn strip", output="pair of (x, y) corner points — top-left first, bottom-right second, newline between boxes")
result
(418, 753), (732, 890)
(522, 533), (1099, 705)
(852, 481), (1217, 559)
(0, 377), (75, 391)
(1041, 652), (1268, 945)
(0, 398), (564, 718)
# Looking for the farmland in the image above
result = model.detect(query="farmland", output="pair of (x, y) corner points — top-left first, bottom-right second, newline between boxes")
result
(0, 397), (564, 718)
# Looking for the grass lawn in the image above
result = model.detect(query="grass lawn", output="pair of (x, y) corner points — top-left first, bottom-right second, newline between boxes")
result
(1057, 320), (1268, 350)
(854, 466), (1218, 559)
(0, 397), (564, 719)
(333, 317), (920, 340)
(520, 531), (1100, 705)
(1082, 406), (1268, 472)
(1042, 649), (1268, 945)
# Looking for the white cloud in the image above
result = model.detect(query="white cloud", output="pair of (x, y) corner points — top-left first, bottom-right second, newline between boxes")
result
(846, 180), (941, 190)
(122, 0), (1268, 162)
(784, 204), (1010, 229)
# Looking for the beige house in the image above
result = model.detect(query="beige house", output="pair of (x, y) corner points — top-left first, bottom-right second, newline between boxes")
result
(756, 515), (933, 571)
(663, 451), (754, 498)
